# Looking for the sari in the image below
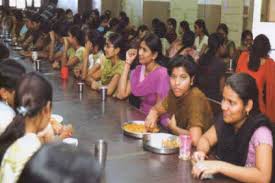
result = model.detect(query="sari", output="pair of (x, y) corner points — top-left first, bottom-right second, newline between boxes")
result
(130, 65), (170, 126)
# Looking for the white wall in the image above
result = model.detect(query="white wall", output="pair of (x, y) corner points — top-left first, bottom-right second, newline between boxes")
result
(253, 0), (275, 59)
(122, 0), (143, 26)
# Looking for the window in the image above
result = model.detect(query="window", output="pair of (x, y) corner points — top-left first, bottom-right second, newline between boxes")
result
(34, 0), (41, 7)
(9, 0), (16, 7)
(0, 0), (2, 6)
(16, 0), (26, 9)
(26, 0), (33, 7)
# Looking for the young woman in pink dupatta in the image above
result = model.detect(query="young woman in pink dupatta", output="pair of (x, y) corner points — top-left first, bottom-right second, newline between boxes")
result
(117, 33), (170, 126)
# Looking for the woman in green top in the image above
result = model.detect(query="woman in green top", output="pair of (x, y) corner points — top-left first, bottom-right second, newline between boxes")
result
(91, 33), (125, 96)
(145, 55), (213, 146)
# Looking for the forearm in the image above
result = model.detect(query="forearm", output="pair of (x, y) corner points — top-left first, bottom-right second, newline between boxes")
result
(219, 162), (271, 183)
(81, 51), (89, 80)
(117, 64), (131, 99)
(107, 75), (120, 96)
(61, 48), (68, 66)
(48, 41), (55, 61)
(170, 126), (189, 136)
(196, 137), (211, 154)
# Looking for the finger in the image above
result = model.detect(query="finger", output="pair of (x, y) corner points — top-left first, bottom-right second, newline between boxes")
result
(192, 166), (203, 179)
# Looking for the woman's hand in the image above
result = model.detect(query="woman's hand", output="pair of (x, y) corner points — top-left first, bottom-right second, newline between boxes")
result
(125, 49), (137, 65)
(37, 124), (55, 143)
(192, 160), (223, 179)
(145, 110), (158, 131)
(192, 151), (207, 163)
(74, 67), (81, 78)
(167, 114), (177, 131)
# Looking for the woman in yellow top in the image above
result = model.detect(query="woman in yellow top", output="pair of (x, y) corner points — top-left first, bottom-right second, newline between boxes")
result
(145, 55), (213, 146)
(0, 72), (53, 183)
(90, 33), (125, 96)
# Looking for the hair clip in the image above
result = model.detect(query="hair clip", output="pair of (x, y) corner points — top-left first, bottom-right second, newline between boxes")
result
(16, 106), (28, 117)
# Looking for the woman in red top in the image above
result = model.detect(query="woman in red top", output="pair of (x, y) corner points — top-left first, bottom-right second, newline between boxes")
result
(236, 34), (275, 122)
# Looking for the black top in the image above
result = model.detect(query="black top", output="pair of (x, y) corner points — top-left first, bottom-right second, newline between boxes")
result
(196, 56), (226, 101)
(214, 113), (275, 182)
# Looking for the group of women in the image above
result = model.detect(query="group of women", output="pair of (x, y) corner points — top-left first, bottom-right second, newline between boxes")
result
(0, 5), (275, 183)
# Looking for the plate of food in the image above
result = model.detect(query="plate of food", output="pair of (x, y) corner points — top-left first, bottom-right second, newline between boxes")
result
(122, 120), (159, 139)
(51, 114), (63, 123)
(143, 133), (179, 154)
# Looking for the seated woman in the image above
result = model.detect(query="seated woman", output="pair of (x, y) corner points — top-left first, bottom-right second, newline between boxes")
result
(90, 33), (125, 96)
(192, 73), (274, 183)
(236, 34), (275, 122)
(216, 23), (236, 60)
(48, 21), (68, 63)
(154, 21), (170, 56)
(117, 33), (170, 123)
(145, 55), (213, 146)
(81, 30), (105, 81)
(0, 72), (53, 183)
(196, 33), (226, 101)
(61, 25), (85, 78)
(169, 31), (199, 63)
(20, 23), (52, 59)
(168, 20), (190, 58)
(0, 60), (26, 135)
(233, 30), (253, 70)
(18, 143), (101, 183)
(194, 19), (209, 56)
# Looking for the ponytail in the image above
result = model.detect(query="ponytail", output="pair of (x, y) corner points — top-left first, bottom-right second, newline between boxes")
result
(0, 115), (25, 162)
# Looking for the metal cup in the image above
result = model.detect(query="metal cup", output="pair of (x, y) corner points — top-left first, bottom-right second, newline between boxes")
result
(32, 51), (38, 61)
(94, 139), (108, 169)
(100, 86), (107, 101)
(78, 82), (84, 93)
(35, 60), (40, 71)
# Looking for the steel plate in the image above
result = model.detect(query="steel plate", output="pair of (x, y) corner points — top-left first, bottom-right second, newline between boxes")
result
(143, 133), (179, 154)
(122, 120), (150, 139)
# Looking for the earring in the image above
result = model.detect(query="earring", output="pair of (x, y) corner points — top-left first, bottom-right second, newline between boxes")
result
(246, 111), (250, 116)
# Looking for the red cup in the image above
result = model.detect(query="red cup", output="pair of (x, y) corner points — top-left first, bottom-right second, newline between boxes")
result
(61, 66), (69, 80)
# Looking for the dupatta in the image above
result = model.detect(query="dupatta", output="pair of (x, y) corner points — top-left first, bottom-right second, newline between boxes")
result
(130, 65), (169, 100)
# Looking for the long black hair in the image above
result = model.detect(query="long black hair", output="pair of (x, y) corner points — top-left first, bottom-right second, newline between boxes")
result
(141, 33), (169, 67)
(18, 143), (101, 183)
(86, 30), (105, 51)
(199, 33), (225, 66)
(225, 73), (260, 115)
(168, 55), (198, 78)
(0, 72), (52, 162)
(179, 20), (190, 33)
(195, 19), (209, 36)
(68, 25), (85, 46)
(107, 33), (126, 60)
(0, 59), (26, 91)
(248, 34), (271, 72)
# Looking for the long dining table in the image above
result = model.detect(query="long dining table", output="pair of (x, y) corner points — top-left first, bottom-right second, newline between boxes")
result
(3, 40), (239, 183)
